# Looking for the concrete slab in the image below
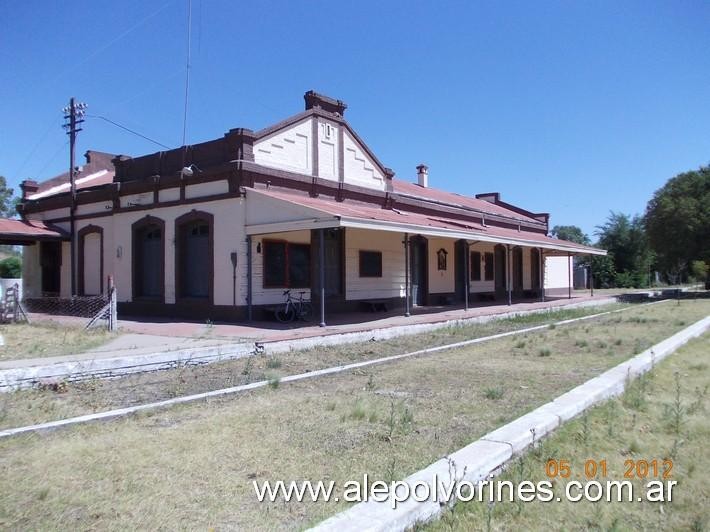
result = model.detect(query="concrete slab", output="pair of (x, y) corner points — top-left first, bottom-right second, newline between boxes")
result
(481, 410), (559, 454)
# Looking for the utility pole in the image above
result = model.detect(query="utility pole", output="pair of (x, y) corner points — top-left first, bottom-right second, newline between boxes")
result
(63, 98), (87, 297)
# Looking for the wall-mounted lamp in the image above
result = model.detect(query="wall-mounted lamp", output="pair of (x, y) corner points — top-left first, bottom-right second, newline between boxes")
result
(256, 242), (261, 254)
(116, 246), (123, 259)
(180, 164), (202, 178)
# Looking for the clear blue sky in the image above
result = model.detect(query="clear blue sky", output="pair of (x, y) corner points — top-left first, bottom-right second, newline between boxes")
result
(1, 0), (708, 238)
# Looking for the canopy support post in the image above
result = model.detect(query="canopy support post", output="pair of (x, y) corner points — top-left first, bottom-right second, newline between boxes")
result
(404, 232), (410, 317)
(319, 228), (326, 327)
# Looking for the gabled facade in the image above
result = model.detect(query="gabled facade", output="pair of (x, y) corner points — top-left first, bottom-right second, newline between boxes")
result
(12, 91), (605, 322)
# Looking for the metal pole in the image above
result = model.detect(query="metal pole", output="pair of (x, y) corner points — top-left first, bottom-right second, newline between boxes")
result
(567, 251), (572, 299)
(246, 235), (252, 321)
(464, 241), (470, 311)
(404, 233), (410, 317)
(589, 254), (594, 297)
(68, 98), (77, 297)
(539, 248), (544, 302)
(507, 245), (512, 306)
(63, 97), (86, 298)
(319, 228), (326, 327)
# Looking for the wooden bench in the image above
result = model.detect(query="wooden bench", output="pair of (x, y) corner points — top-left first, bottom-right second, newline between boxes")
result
(361, 299), (389, 312)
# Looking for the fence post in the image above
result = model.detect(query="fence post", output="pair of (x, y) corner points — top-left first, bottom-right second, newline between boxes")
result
(108, 276), (117, 332)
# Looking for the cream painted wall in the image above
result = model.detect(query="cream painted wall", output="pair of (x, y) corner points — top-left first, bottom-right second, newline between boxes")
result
(21, 244), (41, 298)
(345, 228), (405, 300)
(427, 238), (455, 294)
(545, 255), (573, 290)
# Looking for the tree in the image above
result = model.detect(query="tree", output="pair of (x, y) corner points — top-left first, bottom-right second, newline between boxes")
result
(595, 212), (654, 287)
(0, 175), (17, 218)
(551, 225), (590, 245)
(645, 166), (710, 280)
(0, 256), (21, 278)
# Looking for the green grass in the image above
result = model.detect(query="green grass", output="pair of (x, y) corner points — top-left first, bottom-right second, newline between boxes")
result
(0, 300), (708, 530)
(0, 322), (115, 361)
(426, 333), (710, 531)
(0, 302), (636, 429)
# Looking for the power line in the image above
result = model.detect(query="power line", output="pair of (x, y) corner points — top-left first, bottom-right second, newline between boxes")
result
(13, 116), (62, 179)
(87, 114), (171, 149)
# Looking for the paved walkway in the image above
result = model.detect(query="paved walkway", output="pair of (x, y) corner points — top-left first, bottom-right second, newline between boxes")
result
(117, 295), (602, 342)
(2, 294), (610, 371)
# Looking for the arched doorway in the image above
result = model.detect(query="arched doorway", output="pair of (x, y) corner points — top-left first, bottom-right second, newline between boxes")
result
(132, 216), (165, 301)
(79, 225), (103, 296)
(175, 211), (214, 302)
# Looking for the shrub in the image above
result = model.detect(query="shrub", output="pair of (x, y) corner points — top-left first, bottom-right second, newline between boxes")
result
(484, 387), (504, 400)
(690, 260), (708, 283)
(0, 256), (21, 278)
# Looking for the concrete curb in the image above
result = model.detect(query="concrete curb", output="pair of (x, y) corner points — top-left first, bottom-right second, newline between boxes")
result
(0, 342), (255, 392)
(309, 314), (710, 532)
(0, 301), (654, 439)
(0, 297), (620, 392)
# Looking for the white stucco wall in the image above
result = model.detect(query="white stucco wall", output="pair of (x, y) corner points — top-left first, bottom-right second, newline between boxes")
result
(254, 118), (312, 175)
(253, 116), (386, 192)
(342, 129), (385, 190)
(108, 195), (246, 306)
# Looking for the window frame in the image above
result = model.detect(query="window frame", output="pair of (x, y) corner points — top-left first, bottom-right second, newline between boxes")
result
(358, 250), (383, 278)
(470, 250), (481, 281)
(484, 251), (495, 281)
(262, 239), (312, 289)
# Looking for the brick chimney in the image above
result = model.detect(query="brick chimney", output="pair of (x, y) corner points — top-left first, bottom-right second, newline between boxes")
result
(20, 180), (39, 199)
(304, 90), (347, 116)
(416, 164), (429, 188)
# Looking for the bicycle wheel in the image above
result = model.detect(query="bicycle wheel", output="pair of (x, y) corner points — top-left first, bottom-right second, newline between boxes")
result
(298, 302), (313, 321)
(275, 306), (295, 323)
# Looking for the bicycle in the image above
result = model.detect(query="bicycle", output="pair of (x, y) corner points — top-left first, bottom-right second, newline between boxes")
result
(275, 289), (313, 323)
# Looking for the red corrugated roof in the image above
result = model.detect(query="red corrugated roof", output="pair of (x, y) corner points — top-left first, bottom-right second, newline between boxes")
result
(247, 187), (604, 255)
(391, 179), (541, 224)
(0, 218), (68, 241)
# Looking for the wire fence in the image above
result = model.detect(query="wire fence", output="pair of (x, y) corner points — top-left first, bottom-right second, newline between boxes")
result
(20, 278), (118, 331)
